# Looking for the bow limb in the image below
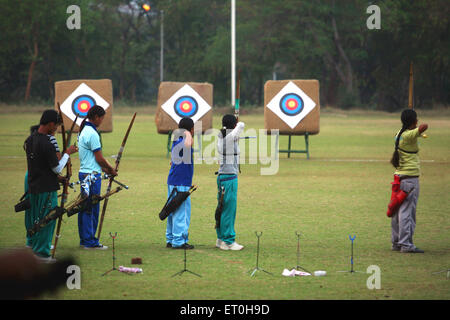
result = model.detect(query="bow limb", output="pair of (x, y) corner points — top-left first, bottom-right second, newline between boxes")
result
(97, 112), (137, 241)
(52, 106), (77, 258)
(234, 69), (241, 121)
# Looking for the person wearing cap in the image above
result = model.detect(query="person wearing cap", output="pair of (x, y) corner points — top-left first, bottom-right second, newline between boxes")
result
(24, 110), (78, 263)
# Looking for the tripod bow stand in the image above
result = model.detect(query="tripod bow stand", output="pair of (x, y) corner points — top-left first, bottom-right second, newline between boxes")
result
(102, 232), (118, 276)
(292, 231), (311, 274)
(249, 232), (273, 277)
(172, 246), (201, 278)
(338, 234), (364, 274)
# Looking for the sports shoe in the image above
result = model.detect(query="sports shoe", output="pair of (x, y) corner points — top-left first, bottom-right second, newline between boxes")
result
(216, 239), (223, 248)
(401, 247), (424, 253)
(391, 245), (401, 252)
(35, 255), (57, 264)
(219, 241), (244, 251)
(172, 243), (194, 250)
(84, 244), (108, 250)
(166, 242), (172, 248)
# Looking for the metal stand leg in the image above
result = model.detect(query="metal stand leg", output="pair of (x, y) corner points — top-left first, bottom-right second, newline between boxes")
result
(287, 135), (292, 158)
(305, 132), (310, 160)
(172, 247), (201, 278)
(166, 131), (172, 158)
(433, 269), (450, 279)
(248, 232), (273, 277)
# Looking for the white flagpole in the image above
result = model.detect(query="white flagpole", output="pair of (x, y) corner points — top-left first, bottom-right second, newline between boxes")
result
(231, 0), (236, 107)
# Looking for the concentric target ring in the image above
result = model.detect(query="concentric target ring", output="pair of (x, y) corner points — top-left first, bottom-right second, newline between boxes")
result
(279, 93), (304, 116)
(72, 95), (96, 118)
(174, 96), (198, 118)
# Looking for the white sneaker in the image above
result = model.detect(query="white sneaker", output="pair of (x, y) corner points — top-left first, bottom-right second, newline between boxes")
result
(216, 239), (223, 248)
(84, 244), (108, 250)
(219, 241), (244, 251)
(35, 255), (57, 264)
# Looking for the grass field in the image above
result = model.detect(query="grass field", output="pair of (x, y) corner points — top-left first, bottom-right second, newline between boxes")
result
(0, 107), (449, 300)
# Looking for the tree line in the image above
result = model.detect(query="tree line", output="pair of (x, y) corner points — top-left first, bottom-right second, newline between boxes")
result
(0, 0), (448, 111)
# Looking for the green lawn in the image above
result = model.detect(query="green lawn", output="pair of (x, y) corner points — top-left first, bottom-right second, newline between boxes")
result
(0, 107), (449, 300)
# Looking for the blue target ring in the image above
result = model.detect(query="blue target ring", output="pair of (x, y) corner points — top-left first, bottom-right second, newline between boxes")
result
(279, 93), (303, 116)
(174, 96), (198, 118)
(72, 95), (96, 118)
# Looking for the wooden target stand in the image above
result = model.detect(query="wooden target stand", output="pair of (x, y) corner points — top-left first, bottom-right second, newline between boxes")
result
(264, 80), (320, 160)
(274, 132), (310, 159)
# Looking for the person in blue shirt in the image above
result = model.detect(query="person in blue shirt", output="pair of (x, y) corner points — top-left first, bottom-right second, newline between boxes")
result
(77, 105), (117, 250)
(166, 117), (195, 249)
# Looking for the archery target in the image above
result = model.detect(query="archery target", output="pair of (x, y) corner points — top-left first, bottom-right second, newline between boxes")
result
(174, 96), (198, 118)
(161, 84), (211, 124)
(59, 82), (110, 127)
(266, 81), (316, 129)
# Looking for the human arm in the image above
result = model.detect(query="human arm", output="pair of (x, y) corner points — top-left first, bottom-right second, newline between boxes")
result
(184, 129), (194, 148)
(418, 124), (428, 134)
(48, 135), (61, 160)
(94, 150), (117, 176)
(228, 122), (245, 140)
(51, 145), (77, 174)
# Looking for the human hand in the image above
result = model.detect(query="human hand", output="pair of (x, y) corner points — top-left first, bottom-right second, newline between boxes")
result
(66, 145), (78, 155)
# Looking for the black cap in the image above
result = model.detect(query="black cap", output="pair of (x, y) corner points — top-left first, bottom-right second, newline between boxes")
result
(40, 110), (62, 125)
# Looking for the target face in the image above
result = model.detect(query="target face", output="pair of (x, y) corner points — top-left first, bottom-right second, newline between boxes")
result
(174, 96), (198, 118)
(161, 84), (211, 124)
(266, 81), (316, 129)
(72, 95), (96, 118)
(59, 83), (110, 126)
(280, 93), (304, 116)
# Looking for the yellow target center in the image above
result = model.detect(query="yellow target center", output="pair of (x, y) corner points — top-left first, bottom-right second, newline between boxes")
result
(181, 103), (190, 111)
(288, 101), (296, 108)
(80, 103), (88, 111)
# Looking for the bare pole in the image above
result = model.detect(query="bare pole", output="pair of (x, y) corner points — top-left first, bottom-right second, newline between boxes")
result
(160, 10), (164, 82)
(231, 0), (236, 107)
(408, 62), (414, 109)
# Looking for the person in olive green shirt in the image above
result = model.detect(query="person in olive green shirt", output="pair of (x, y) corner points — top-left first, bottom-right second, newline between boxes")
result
(390, 109), (428, 253)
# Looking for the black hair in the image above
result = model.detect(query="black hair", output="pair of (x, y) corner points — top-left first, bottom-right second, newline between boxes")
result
(178, 117), (194, 131)
(30, 124), (39, 134)
(390, 109), (417, 168)
(79, 105), (106, 132)
(40, 110), (61, 125)
(220, 114), (237, 138)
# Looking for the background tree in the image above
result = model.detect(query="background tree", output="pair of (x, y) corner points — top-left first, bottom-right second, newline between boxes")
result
(0, 0), (448, 110)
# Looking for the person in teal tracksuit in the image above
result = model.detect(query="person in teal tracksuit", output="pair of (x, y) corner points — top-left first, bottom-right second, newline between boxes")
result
(24, 110), (78, 263)
(215, 114), (245, 251)
(24, 125), (61, 249)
